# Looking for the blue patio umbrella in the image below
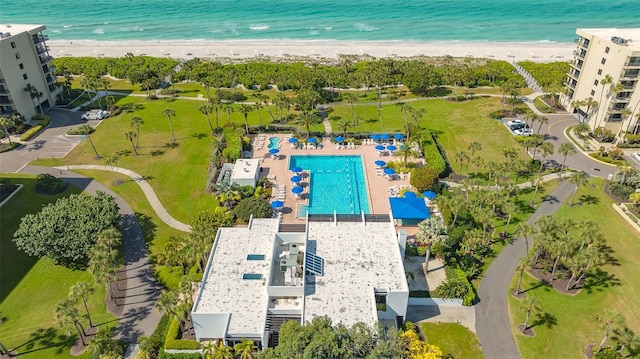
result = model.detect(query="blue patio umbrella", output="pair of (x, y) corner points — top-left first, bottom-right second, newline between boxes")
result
(271, 200), (284, 208)
(292, 186), (304, 194)
(384, 168), (396, 175)
(423, 191), (437, 200)
(334, 136), (344, 143)
(375, 145), (385, 151)
(387, 145), (397, 151)
(379, 133), (390, 140)
(307, 137), (317, 143)
(290, 175), (302, 183)
(291, 166), (303, 173)
(393, 133), (404, 140)
(288, 137), (299, 143)
(404, 192), (417, 198)
(370, 134), (380, 140)
(269, 148), (279, 154)
(374, 160), (386, 167)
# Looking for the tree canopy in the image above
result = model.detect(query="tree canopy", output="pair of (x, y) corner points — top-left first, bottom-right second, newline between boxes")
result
(13, 192), (120, 264)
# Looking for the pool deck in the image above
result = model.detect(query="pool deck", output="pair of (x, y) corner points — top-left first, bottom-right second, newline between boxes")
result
(252, 134), (422, 224)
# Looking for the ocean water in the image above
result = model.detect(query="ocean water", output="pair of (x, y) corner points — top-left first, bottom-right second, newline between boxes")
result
(2, 0), (639, 43)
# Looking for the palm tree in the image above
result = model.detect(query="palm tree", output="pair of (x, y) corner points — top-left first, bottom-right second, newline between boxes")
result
(55, 299), (86, 346)
(529, 174), (543, 207)
(501, 201), (517, 237)
(520, 296), (541, 331)
(454, 151), (468, 176)
(212, 341), (234, 359)
(104, 154), (121, 182)
(613, 327), (640, 356)
(558, 142), (577, 179)
(596, 309), (624, 352)
(573, 122), (591, 138)
(516, 223), (535, 256)
(416, 218), (448, 272)
(79, 125), (100, 158)
(155, 290), (183, 331)
(130, 116), (143, 148)
(87, 327), (122, 358)
(537, 141), (554, 176)
(24, 84), (43, 114)
(595, 74), (613, 129)
(568, 171), (589, 206)
(202, 341), (217, 358)
(584, 97), (598, 124)
(0, 116), (15, 145)
(68, 281), (95, 327)
(466, 142), (482, 176)
(223, 104), (234, 125)
(298, 112), (318, 139)
(233, 338), (257, 359)
(537, 116), (549, 133)
(515, 257), (529, 295)
(125, 130), (138, 156)
(336, 117), (352, 138)
(343, 92), (359, 123)
(255, 93), (275, 123)
(210, 96), (222, 128)
(199, 104), (214, 134)
(87, 242), (119, 299)
(162, 108), (177, 142)
(445, 193), (465, 229)
(253, 102), (264, 126)
(239, 104), (254, 135)
(571, 99), (586, 121)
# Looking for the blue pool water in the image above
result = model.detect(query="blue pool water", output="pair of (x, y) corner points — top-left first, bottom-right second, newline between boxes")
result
(289, 155), (370, 215)
(268, 137), (280, 150)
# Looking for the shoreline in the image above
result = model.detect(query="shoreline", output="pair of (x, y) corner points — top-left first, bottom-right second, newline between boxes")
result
(47, 39), (573, 62)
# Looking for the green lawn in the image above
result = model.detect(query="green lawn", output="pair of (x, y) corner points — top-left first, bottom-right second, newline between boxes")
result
(420, 323), (483, 359)
(329, 96), (525, 164)
(508, 178), (640, 358)
(0, 174), (116, 358)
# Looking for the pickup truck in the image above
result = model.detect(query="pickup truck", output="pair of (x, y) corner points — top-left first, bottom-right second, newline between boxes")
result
(81, 109), (110, 121)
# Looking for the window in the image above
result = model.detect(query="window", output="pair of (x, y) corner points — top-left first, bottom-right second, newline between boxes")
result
(597, 69), (602, 75)
(591, 90), (596, 96)
(605, 47), (610, 54)
(594, 79), (599, 86)
(15, 52), (20, 59)
(22, 73), (28, 80)
(247, 254), (265, 261)
(601, 58), (606, 65)
(10, 41), (16, 48)
(19, 63), (24, 70)
(242, 273), (262, 280)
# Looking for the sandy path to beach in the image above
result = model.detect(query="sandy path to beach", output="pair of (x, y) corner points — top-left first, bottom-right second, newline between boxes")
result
(48, 40), (572, 62)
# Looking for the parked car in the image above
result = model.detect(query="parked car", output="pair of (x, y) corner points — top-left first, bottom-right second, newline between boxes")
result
(506, 118), (524, 126)
(81, 109), (110, 121)
(510, 123), (527, 131)
(515, 128), (534, 136)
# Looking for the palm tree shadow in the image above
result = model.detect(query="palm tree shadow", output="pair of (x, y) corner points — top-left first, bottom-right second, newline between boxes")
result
(163, 142), (179, 149)
(150, 149), (165, 156)
(582, 268), (620, 293)
(522, 279), (550, 294)
(575, 194), (599, 206)
(12, 327), (76, 355)
(191, 132), (207, 139)
(531, 311), (557, 329)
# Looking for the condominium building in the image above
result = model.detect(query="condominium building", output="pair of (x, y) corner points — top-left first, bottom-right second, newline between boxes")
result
(0, 24), (58, 119)
(191, 215), (409, 349)
(563, 28), (640, 135)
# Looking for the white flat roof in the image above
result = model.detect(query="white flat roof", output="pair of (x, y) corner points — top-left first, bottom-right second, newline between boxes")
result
(230, 158), (260, 182)
(0, 24), (46, 37)
(193, 218), (279, 336)
(305, 221), (407, 327)
(578, 28), (640, 51)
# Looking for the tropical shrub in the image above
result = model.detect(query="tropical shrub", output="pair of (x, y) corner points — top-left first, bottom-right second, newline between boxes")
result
(0, 142), (20, 153)
(234, 197), (272, 222)
(164, 317), (200, 350)
(35, 173), (67, 194)
(609, 183), (635, 200)
(410, 166), (440, 193)
(419, 132), (447, 176)
(67, 125), (95, 135)
(20, 125), (43, 141)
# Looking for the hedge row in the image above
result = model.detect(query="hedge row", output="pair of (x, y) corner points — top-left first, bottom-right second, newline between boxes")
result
(453, 267), (477, 306)
(222, 128), (243, 162)
(419, 131), (447, 176)
(0, 142), (20, 153)
(20, 125), (44, 141)
(164, 316), (200, 350)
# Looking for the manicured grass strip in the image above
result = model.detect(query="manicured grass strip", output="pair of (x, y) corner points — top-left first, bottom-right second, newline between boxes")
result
(0, 174), (116, 358)
(508, 178), (640, 358)
(420, 323), (483, 359)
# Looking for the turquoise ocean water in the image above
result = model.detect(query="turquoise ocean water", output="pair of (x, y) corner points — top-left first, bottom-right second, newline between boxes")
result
(2, 0), (639, 43)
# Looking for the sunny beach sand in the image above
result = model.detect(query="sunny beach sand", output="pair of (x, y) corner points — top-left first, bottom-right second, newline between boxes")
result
(48, 40), (572, 63)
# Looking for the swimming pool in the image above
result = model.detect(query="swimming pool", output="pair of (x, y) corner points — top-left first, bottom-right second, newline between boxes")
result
(289, 155), (370, 215)
(268, 137), (280, 149)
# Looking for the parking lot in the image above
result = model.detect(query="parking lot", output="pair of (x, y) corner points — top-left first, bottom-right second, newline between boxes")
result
(502, 117), (535, 137)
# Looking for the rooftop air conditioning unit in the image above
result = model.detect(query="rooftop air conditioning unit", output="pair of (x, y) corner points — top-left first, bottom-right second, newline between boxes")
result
(611, 36), (628, 45)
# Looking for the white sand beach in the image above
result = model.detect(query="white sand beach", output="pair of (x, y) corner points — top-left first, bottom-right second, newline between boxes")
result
(47, 40), (573, 62)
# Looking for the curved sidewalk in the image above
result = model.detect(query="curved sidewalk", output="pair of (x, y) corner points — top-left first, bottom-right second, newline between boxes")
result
(57, 165), (191, 232)
(474, 181), (574, 359)
(20, 165), (162, 343)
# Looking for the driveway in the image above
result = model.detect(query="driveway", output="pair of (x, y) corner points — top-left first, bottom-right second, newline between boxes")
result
(0, 108), (99, 173)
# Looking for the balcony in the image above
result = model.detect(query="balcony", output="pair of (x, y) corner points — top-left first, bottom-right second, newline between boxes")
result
(572, 50), (586, 59)
(0, 86), (8, 95)
(32, 34), (49, 44)
(39, 55), (53, 64)
(36, 45), (50, 55)
(625, 58), (640, 68)
(570, 60), (583, 70)
(620, 72), (640, 80)
(567, 69), (580, 80)
(613, 96), (632, 103)
(564, 80), (576, 90)
(574, 38), (589, 49)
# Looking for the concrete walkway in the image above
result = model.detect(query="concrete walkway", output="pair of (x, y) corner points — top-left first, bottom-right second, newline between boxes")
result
(474, 181), (574, 359)
(58, 165), (191, 232)
(19, 165), (162, 344)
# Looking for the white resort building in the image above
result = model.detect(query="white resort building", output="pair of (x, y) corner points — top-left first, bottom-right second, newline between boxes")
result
(191, 214), (409, 349)
(563, 28), (640, 136)
(0, 24), (58, 119)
